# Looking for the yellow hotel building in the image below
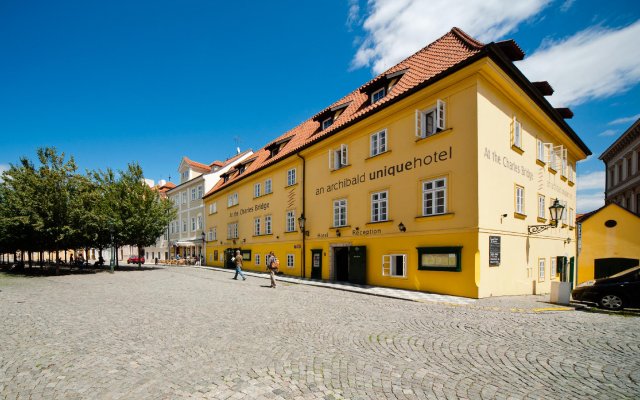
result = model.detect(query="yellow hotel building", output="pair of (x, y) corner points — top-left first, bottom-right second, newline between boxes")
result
(203, 28), (591, 298)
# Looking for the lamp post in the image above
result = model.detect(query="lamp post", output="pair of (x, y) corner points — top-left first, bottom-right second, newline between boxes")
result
(528, 198), (565, 234)
(201, 231), (206, 266)
(298, 214), (306, 278)
(109, 224), (115, 273)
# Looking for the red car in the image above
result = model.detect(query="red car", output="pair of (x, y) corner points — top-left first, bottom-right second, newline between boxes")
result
(127, 256), (145, 264)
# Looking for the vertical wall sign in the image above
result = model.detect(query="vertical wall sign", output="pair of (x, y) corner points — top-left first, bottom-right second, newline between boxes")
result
(489, 236), (501, 266)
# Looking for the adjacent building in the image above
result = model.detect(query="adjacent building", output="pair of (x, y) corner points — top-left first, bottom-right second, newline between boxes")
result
(600, 118), (640, 214)
(202, 28), (590, 298)
(144, 180), (176, 262)
(167, 152), (252, 261)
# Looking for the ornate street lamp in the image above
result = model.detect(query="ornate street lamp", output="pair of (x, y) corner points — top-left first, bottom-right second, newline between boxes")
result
(528, 198), (565, 234)
(298, 214), (307, 236)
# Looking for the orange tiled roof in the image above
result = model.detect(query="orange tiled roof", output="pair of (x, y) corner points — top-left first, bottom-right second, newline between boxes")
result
(183, 157), (212, 172)
(203, 27), (587, 198)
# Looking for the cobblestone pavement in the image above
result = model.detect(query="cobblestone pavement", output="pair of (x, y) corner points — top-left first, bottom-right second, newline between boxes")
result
(1, 267), (639, 400)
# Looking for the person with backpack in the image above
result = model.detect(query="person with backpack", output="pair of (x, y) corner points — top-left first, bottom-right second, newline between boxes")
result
(232, 250), (247, 281)
(267, 251), (278, 288)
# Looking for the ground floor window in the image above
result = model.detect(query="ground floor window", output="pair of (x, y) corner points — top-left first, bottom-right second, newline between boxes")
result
(382, 254), (406, 277)
(550, 257), (557, 278)
(287, 254), (294, 268)
(417, 246), (461, 271)
(538, 258), (545, 282)
(255, 254), (260, 266)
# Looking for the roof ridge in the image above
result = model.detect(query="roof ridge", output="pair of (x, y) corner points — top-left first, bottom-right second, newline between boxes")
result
(450, 27), (485, 49)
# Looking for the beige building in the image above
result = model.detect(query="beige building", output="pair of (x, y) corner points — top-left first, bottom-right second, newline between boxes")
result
(601, 117), (640, 213)
(167, 152), (252, 261)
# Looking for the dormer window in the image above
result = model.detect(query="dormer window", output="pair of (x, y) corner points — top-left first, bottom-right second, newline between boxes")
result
(322, 117), (333, 130)
(237, 165), (246, 174)
(222, 173), (230, 183)
(181, 170), (189, 182)
(371, 87), (386, 104)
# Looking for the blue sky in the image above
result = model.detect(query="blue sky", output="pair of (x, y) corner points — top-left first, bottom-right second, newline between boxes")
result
(1, 0), (638, 212)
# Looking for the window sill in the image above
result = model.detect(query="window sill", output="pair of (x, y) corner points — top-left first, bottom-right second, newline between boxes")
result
(365, 150), (391, 161)
(537, 217), (547, 223)
(284, 230), (300, 234)
(561, 223), (568, 228)
(227, 204), (239, 209)
(568, 181), (575, 187)
(511, 145), (524, 155)
(548, 167), (557, 175)
(330, 225), (351, 229)
(330, 164), (352, 173)
(536, 159), (546, 167)
(569, 226), (574, 231)
(415, 128), (452, 142)
(560, 175), (567, 182)
(285, 183), (298, 189)
(415, 212), (454, 220)
(513, 212), (527, 220)
(382, 275), (407, 279)
(365, 220), (394, 225)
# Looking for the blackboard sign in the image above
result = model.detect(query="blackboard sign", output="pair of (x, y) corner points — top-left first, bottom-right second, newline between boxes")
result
(489, 236), (500, 266)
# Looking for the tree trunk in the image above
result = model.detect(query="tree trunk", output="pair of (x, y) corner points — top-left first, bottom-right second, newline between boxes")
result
(28, 251), (32, 268)
(137, 246), (142, 267)
(56, 248), (60, 275)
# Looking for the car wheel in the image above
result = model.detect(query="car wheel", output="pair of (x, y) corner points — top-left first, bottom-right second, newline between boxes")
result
(599, 294), (624, 310)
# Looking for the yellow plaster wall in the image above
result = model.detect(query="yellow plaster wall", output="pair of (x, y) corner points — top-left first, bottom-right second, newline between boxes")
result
(577, 204), (640, 283)
(475, 61), (583, 297)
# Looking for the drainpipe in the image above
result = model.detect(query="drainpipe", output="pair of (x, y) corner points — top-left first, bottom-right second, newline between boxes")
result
(297, 152), (306, 278)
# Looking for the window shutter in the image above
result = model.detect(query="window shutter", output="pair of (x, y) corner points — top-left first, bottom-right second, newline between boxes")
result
(328, 150), (334, 170)
(415, 109), (423, 138)
(436, 99), (446, 131)
(382, 255), (391, 276)
(341, 144), (348, 166)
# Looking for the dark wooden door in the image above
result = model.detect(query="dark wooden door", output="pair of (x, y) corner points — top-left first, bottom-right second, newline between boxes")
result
(348, 246), (367, 285)
(311, 249), (322, 280)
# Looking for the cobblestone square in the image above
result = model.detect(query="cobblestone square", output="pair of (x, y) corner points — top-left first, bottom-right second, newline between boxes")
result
(1, 267), (638, 399)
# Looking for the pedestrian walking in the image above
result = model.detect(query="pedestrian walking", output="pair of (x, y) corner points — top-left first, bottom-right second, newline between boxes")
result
(267, 251), (279, 288)
(232, 250), (246, 280)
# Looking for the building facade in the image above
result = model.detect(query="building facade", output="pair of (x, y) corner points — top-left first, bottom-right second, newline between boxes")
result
(168, 152), (252, 261)
(144, 180), (176, 262)
(203, 28), (590, 298)
(600, 118), (640, 214)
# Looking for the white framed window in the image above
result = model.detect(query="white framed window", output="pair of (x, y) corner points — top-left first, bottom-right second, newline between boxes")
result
(382, 254), (407, 277)
(227, 222), (238, 239)
(182, 220), (187, 232)
(537, 139), (545, 162)
(515, 185), (525, 215)
(416, 99), (446, 138)
(561, 148), (568, 176)
(197, 185), (203, 199)
(227, 193), (238, 207)
(286, 210), (296, 232)
(551, 258), (557, 277)
(422, 177), (447, 216)
(191, 217), (196, 231)
(207, 228), (213, 241)
(568, 208), (574, 227)
(322, 117), (333, 130)
(333, 198), (347, 227)
(255, 254), (260, 265)
(371, 190), (388, 222)
(287, 254), (294, 268)
(329, 144), (348, 170)
(181, 170), (188, 181)
(191, 188), (196, 201)
(182, 192), (187, 204)
(512, 116), (522, 149)
(561, 200), (568, 224)
(370, 129), (387, 157)
(254, 183), (261, 198)
(209, 202), (217, 214)
(538, 258), (545, 282)
(254, 217), (261, 235)
(287, 168), (296, 186)
(265, 215), (272, 234)
(568, 163), (575, 182)
(538, 195), (545, 219)
(371, 87), (385, 104)
(212, 226), (217, 241)
(265, 179), (272, 194)
(197, 215), (202, 230)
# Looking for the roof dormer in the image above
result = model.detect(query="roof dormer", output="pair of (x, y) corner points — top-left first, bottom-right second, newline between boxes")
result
(360, 68), (408, 105)
(265, 136), (292, 159)
(313, 101), (352, 132)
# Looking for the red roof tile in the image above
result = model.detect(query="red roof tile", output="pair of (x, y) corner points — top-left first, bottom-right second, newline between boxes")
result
(183, 157), (212, 172)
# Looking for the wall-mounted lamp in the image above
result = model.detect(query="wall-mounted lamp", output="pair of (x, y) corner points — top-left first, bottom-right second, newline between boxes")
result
(242, 238), (246, 243)
(528, 198), (565, 234)
(336, 229), (341, 237)
(398, 222), (406, 232)
(232, 239), (236, 245)
(501, 214), (508, 218)
(565, 237), (572, 244)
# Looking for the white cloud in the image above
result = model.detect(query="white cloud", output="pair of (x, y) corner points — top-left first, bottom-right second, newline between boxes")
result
(598, 129), (617, 137)
(560, 0), (575, 12)
(608, 114), (640, 125)
(518, 21), (640, 106)
(351, 0), (550, 74)
(346, 0), (361, 31)
(577, 170), (605, 192)
(577, 192), (604, 213)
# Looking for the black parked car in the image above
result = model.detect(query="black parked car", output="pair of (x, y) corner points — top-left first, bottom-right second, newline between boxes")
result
(572, 266), (640, 310)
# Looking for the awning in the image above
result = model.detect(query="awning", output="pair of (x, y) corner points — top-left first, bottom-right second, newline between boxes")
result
(175, 241), (197, 247)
